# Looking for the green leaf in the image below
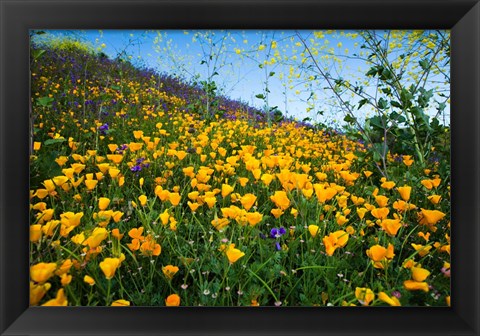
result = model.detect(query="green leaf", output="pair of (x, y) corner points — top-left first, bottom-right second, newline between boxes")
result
(380, 68), (393, 80)
(409, 84), (416, 95)
(44, 138), (66, 146)
(377, 97), (389, 110)
(255, 94), (265, 100)
(269, 71), (275, 77)
(111, 85), (121, 90)
(419, 59), (429, 71)
(37, 97), (54, 107)
(369, 116), (385, 129)
(417, 88), (434, 108)
(400, 89), (413, 108)
(366, 66), (378, 77)
(32, 49), (46, 60)
(430, 118), (441, 131)
(391, 100), (403, 109)
(372, 142), (388, 160)
(357, 98), (368, 110)
(437, 101), (446, 113)
(344, 114), (357, 125)
(381, 87), (392, 95)
(389, 112), (406, 124)
(411, 106), (431, 130)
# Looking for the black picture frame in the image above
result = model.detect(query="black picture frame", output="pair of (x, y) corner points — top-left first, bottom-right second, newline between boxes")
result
(1, 0), (479, 335)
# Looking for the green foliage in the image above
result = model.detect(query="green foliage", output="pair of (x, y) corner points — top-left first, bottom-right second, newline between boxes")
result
(39, 36), (96, 55)
(37, 97), (54, 107)
(325, 31), (448, 175)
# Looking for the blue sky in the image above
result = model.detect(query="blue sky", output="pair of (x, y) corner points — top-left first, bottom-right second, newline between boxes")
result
(34, 29), (450, 127)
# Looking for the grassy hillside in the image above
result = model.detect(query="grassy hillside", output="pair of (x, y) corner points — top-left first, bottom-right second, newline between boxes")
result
(29, 39), (451, 307)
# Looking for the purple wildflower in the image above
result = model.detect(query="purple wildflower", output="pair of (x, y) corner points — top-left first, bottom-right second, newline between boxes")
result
(98, 123), (109, 135)
(270, 227), (286, 238)
(130, 165), (142, 172)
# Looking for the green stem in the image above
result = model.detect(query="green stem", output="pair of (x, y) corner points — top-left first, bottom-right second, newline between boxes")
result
(247, 269), (278, 303)
(106, 279), (112, 305)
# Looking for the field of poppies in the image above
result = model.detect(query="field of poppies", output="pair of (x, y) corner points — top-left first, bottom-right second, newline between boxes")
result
(29, 33), (451, 307)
